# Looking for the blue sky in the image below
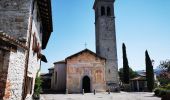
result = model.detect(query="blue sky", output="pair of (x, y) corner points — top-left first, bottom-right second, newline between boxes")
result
(41, 0), (170, 73)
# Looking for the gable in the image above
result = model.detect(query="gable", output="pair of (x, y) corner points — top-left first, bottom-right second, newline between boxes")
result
(66, 49), (105, 61)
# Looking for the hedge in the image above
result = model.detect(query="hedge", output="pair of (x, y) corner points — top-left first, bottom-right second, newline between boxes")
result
(154, 88), (170, 97)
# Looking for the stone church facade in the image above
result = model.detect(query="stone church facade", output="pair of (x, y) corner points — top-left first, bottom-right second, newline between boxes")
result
(0, 0), (52, 100)
(66, 49), (106, 93)
(52, 49), (106, 93)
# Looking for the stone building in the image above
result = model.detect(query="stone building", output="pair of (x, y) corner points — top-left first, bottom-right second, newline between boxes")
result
(93, 0), (119, 91)
(51, 0), (119, 93)
(0, 0), (52, 100)
(41, 67), (54, 90)
(52, 49), (106, 93)
(51, 61), (66, 92)
(130, 71), (160, 92)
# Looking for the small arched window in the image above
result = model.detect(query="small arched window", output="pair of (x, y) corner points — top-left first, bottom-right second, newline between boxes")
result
(107, 7), (111, 16)
(101, 6), (105, 16)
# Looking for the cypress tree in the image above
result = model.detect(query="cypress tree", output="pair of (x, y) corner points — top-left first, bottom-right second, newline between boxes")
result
(122, 43), (129, 84)
(145, 50), (154, 92)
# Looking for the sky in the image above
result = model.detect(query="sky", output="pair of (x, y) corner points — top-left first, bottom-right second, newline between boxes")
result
(41, 0), (170, 73)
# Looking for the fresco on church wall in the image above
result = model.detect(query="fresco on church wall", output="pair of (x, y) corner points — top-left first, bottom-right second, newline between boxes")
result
(66, 51), (106, 93)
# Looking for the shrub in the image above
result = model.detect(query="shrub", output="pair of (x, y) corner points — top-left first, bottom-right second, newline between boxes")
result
(159, 89), (167, 97)
(154, 88), (160, 96)
(154, 87), (170, 97)
(122, 84), (131, 92)
(165, 84), (170, 89)
(33, 76), (42, 99)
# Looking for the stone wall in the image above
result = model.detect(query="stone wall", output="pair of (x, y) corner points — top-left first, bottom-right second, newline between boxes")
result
(0, 0), (32, 41)
(0, 0), (43, 99)
(96, 16), (119, 84)
(0, 0), (45, 99)
(66, 52), (106, 93)
(0, 47), (26, 100)
(94, 0), (119, 91)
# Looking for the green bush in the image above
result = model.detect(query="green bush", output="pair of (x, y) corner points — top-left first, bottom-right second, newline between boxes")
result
(154, 87), (170, 97)
(165, 84), (170, 89)
(159, 89), (167, 97)
(33, 76), (42, 99)
(154, 88), (160, 96)
(122, 84), (131, 92)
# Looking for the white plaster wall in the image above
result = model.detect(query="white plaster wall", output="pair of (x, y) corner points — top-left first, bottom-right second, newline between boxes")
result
(26, 1), (43, 99)
(27, 1), (41, 77)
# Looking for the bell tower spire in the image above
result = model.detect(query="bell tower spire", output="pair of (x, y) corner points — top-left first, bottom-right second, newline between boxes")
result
(93, 0), (119, 91)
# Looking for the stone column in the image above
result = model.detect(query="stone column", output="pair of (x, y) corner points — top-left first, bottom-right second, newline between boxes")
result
(137, 81), (139, 91)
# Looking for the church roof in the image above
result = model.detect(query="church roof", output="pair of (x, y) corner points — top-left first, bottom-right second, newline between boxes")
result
(66, 49), (106, 60)
(48, 67), (54, 70)
(54, 60), (66, 64)
(130, 76), (146, 81)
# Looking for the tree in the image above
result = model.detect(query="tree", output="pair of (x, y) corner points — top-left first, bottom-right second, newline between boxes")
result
(158, 60), (170, 85)
(33, 76), (42, 99)
(160, 60), (170, 72)
(122, 43), (130, 84)
(119, 67), (138, 82)
(145, 50), (154, 92)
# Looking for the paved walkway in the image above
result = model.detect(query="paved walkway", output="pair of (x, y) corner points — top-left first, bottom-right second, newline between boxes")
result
(40, 92), (161, 100)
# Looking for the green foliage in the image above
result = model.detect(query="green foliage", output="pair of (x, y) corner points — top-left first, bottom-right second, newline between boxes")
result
(119, 67), (138, 82)
(34, 76), (42, 97)
(165, 84), (170, 89)
(145, 50), (154, 92)
(159, 60), (170, 86)
(154, 88), (160, 96)
(122, 43), (130, 84)
(160, 60), (170, 72)
(121, 84), (131, 92)
(154, 87), (170, 97)
(158, 76), (170, 86)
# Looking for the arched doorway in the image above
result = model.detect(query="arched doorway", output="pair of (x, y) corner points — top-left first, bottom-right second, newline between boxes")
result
(82, 76), (91, 93)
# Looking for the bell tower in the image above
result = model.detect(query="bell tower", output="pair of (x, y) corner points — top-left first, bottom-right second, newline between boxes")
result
(93, 0), (119, 91)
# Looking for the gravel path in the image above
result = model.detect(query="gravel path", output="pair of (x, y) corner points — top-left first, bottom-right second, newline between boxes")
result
(40, 92), (161, 100)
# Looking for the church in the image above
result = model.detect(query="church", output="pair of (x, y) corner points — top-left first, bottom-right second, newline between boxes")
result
(51, 0), (119, 93)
